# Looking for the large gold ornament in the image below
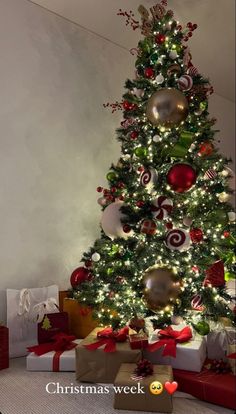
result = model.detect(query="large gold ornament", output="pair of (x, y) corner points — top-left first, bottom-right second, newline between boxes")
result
(146, 88), (189, 128)
(143, 267), (181, 311)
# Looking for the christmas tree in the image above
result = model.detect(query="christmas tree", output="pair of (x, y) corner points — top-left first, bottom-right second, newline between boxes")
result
(70, 1), (235, 333)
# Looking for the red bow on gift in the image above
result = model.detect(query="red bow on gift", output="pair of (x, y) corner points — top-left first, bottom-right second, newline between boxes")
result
(227, 353), (236, 359)
(27, 332), (77, 356)
(84, 327), (129, 353)
(148, 326), (192, 357)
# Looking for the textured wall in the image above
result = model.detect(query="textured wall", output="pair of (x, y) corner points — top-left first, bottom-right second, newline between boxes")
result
(0, 0), (234, 322)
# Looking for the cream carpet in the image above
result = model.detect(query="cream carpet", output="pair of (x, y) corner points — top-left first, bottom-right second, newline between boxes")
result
(0, 358), (234, 414)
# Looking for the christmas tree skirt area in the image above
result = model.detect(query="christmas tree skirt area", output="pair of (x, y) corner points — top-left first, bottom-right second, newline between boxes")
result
(0, 358), (233, 414)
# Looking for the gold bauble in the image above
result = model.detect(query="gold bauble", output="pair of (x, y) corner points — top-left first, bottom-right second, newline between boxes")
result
(146, 88), (189, 128)
(143, 267), (181, 311)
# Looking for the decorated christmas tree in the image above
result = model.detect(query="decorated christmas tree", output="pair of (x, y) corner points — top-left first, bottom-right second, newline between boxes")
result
(70, 1), (235, 334)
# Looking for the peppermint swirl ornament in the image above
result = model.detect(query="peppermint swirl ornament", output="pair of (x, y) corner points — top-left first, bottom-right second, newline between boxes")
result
(177, 75), (193, 91)
(166, 229), (191, 251)
(191, 294), (204, 311)
(151, 196), (173, 220)
(140, 168), (158, 192)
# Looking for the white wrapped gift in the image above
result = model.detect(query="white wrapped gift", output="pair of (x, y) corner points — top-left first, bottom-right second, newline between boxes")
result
(27, 339), (81, 372)
(206, 322), (236, 360)
(144, 324), (206, 373)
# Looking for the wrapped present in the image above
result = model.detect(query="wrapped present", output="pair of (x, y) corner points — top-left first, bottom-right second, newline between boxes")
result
(7, 285), (59, 357)
(206, 320), (236, 360)
(63, 298), (97, 338)
(38, 312), (69, 344)
(173, 362), (236, 410)
(144, 325), (206, 372)
(114, 363), (173, 413)
(129, 333), (148, 350)
(227, 344), (236, 375)
(0, 325), (9, 370)
(27, 333), (80, 371)
(76, 327), (141, 383)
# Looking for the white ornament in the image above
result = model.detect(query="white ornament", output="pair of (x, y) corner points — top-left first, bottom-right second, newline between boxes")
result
(166, 228), (191, 251)
(101, 201), (133, 240)
(140, 168), (158, 192)
(218, 192), (230, 203)
(153, 135), (162, 142)
(228, 212), (236, 222)
(183, 216), (193, 227)
(132, 88), (144, 98)
(155, 74), (164, 84)
(169, 50), (178, 60)
(91, 252), (101, 262)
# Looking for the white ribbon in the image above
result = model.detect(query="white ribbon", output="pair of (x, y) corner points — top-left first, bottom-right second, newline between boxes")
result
(17, 289), (31, 317)
(30, 297), (58, 323)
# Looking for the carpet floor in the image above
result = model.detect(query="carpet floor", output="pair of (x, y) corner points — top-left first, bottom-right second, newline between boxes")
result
(0, 358), (234, 414)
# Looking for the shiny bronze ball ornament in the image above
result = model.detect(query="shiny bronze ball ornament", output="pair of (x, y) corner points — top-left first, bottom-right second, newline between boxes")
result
(143, 267), (181, 311)
(146, 88), (189, 128)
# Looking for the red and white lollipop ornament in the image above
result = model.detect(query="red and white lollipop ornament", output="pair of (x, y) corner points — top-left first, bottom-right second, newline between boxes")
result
(177, 74), (193, 91)
(166, 228), (191, 251)
(151, 196), (173, 220)
(140, 168), (158, 192)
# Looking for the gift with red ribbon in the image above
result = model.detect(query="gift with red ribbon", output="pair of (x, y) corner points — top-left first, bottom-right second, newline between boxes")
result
(148, 326), (192, 357)
(129, 333), (149, 350)
(0, 325), (9, 370)
(84, 326), (129, 353)
(27, 332), (77, 372)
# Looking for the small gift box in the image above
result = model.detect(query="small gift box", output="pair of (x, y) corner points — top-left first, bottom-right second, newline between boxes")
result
(129, 333), (148, 350)
(206, 321), (236, 360)
(114, 363), (173, 413)
(144, 325), (206, 372)
(38, 312), (69, 344)
(0, 325), (9, 370)
(76, 327), (141, 383)
(63, 298), (97, 338)
(27, 333), (80, 371)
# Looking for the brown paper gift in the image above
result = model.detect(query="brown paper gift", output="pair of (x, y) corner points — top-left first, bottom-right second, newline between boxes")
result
(76, 328), (141, 383)
(63, 298), (98, 338)
(114, 363), (173, 413)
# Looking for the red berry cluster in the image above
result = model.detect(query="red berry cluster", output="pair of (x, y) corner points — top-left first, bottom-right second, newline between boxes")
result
(123, 100), (138, 111)
(103, 101), (123, 113)
(183, 22), (198, 41)
(97, 183), (125, 202)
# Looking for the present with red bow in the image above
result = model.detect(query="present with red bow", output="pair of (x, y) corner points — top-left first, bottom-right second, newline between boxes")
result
(129, 333), (149, 350)
(26, 332), (81, 371)
(38, 312), (69, 344)
(0, 325), (9, 370)
(144, 324), (206, 372)
(76, 327), (142, 383)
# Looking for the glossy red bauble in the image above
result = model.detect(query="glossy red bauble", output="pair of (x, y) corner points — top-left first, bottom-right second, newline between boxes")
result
(167, 163), (197, 193)
(123, 224), (131, 233)
(155, 33), (166, 44)
(70, 267), (91, 288)
(198, 142), (214, 156)
(130, 131), (138, 140)
(190, 228), (203, 243)
(136, 200), (145, 208)
(144, 68), (155, 79)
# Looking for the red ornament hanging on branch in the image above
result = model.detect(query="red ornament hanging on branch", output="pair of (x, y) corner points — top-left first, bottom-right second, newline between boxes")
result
(167, 163), (197, 193)
(190, 228), (204, 243)
(70, 267), (92, 288)
(198, 142), (214, 157)
(203, 260), (225, 287)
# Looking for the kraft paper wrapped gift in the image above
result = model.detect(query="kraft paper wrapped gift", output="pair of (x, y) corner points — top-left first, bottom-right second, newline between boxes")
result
(63, 298), (98, 339)
(144, 326), (206, 372)
(27, 339), (81, 371)
(76, 328), (141, 383)
(114, 363), (173, 413)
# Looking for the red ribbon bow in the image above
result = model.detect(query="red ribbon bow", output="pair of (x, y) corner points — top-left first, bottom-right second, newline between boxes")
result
(148, 326), (192, 357)
(84, 327), (129, 353)
(27, 332), (77, 356)
(227, 353), (236, 359)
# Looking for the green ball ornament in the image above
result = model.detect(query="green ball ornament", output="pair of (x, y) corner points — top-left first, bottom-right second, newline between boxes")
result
(193, 320), (210, 336)
(106, 171), (118, 182)
(150, 53), (159, 64)
(134, 147), (147, 158)
(106, 268), (114, 276)
(200, 101), (208, 112)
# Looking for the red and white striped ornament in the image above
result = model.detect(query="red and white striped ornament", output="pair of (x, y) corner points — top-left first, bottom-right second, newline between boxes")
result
(166, 228), (191, 251)
(140, 168), (158, 192)
(191, 294), (204, 311)
(140, 219), (157, 235)
(177, 74), (193, 91)
(204, 169), (217, 180)
(187, 66), (199, 77)
(151, 196), (173, 220)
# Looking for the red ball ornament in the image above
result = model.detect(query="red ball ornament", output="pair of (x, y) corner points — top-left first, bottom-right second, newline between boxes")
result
(130, 131), (138, 140)
(97, 186), (103, 192)
(155, 33), (166, 44)
(223, 231), (230, 238)
(117, 182), (125, 189)
(144, 68), (155, 79)
(110, 187), (117, 193)
(167, 163), (197, 193)
(70, 267), (91, 288)
(136, 200), (145, 208)
(198, 142), (214, 156)
(190, 228), (204, 243)
(165, 221), (173, 230)
(123, 224), (131, 233)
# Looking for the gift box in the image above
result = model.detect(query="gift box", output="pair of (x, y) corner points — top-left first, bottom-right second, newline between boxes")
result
(227, 344), (236, 375)
(173, 363), (236, 410)
(38, 312), (69, 344)
(0, 325), (9, 370)
(129, 333), (148, 350)
(206, 322), (236, 360)
(27, 339), (81, 371)
(76, 327), (141, 383)
(63, 298), (97, 338)
(144, 325), (206, 372)
(114, 363), (173, 413)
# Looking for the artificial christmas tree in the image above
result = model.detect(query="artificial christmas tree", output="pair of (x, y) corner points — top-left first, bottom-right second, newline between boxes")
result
(70, 1), (235, 334)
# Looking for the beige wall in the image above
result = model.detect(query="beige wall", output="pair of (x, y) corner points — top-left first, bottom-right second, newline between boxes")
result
(0, 0), (235, 322)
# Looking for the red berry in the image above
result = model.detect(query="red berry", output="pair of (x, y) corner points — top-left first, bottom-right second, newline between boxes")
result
(97, 186), (103, 192)
(192, 24), (198, 30)
(123, 100), (132, 110)
(110, 187), (117, 193)
(223, 231), (230, 238)
(155, 33), (166, 44)
(144, 68), (155, 79)
(136, 200), (145, 208)
(117, 181), (125, 189)
(85, 260), (92, 268)
(123, 224), (131, 233)
(130, 131), (138, 140)
(119, 195), (124, 201)
(187, 22), (193, 28)
(188, 32), (193, 37)
(184, 36), (189, 42)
